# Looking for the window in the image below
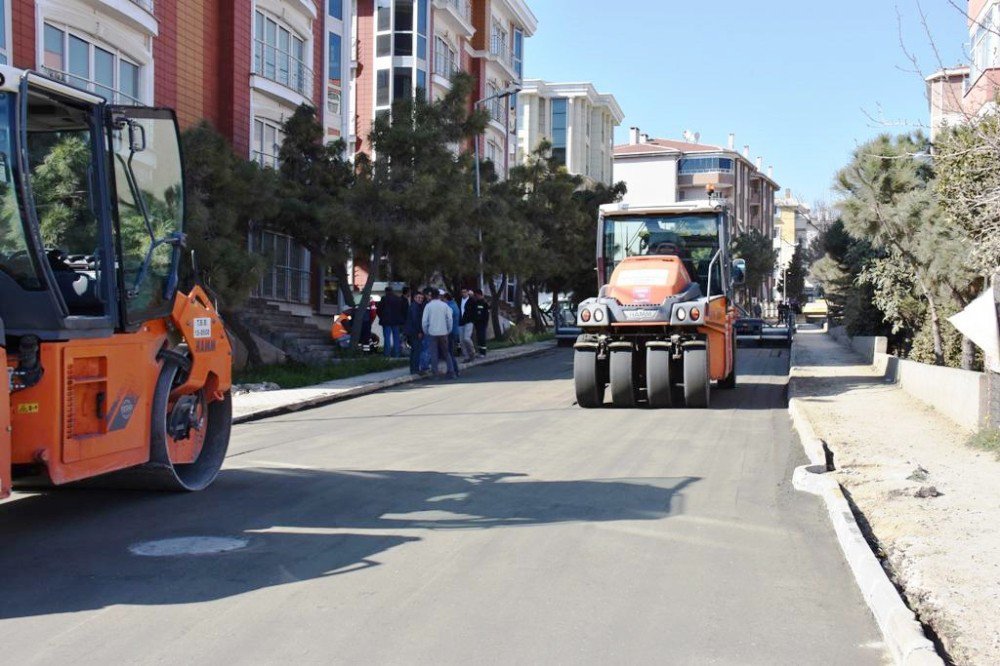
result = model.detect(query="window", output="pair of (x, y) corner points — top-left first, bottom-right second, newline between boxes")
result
(375, 0), (428, 108)
(329, 0), (343, 20)
(485, 83), (504, 123)
(551, 97), (567, 165)
(328, 32), (342, 87)
(971, 6), (999, 81)
(376, 69), (390, 106)
(0, 93), (41, 289)
(393, 67), (412, 101)
(42, 24), (143, 104)
(29, 104), (104, 314)
(678, 157), (734, 174)
(327, 30), (342, 122)
(538, 97), (547, 135)
(0, 0), (8, 64)
(327, 88), (342, 115)
(602, 214), (721, 293)
(254, 11), (310, 96)
(251, 230), (311, 304)
(111, 109), (186, 324)
(491, 20), (508, 62)
(252, 118), (284, 169)
(513, 29), (523, 79)
(435, 37), (458, 78)
(486, 140), (504, 177)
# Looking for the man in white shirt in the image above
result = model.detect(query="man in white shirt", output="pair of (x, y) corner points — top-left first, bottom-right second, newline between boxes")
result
(422, 290), (458, 378)
(459, 288), (476, 363)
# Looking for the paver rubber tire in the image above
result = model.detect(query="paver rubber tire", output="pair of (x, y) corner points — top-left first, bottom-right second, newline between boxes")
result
(645, 348), (673, 408)
(610, 349), (638, 408)
(683, 345), (710, 409)
(718, 346), (737, 390)
(574, 349), (605, 408)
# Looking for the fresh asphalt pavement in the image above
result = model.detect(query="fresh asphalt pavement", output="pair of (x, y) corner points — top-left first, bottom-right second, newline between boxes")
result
(0, 348), (887, 665)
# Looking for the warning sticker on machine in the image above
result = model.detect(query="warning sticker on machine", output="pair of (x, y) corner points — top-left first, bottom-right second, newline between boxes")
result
(616, 268), (670, 286)
(193, 317), (213, 339)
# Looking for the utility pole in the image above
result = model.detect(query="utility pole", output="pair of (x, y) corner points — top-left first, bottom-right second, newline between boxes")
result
(473, 84), (520, 291)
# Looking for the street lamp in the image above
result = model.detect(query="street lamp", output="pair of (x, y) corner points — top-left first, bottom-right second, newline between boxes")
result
(473, 84), (520, 289)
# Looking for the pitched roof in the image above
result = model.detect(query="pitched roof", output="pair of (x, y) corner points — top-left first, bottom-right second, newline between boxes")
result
(613, 138), (726, 156)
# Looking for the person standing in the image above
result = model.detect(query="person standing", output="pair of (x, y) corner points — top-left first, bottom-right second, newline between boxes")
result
(469, 289), (490, 356)
(377, 286), (405, 358)
(422, 291), (457, 378)
(459, 288), (476, 362)
(404, 291), (426, 374)
(444, 293), (463, 366)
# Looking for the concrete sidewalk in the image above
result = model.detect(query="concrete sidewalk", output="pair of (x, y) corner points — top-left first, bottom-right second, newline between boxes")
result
(790, 328), (1000, 666)
(232, 340), (556, 423)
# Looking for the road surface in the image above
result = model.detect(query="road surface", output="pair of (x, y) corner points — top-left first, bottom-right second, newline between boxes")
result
(0, 348), (886, 664)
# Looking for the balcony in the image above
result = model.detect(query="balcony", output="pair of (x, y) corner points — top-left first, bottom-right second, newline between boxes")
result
(433, 0), (473, 35)
(489, 35), (515, 71)
(252, 39), (314, 107)
(41, 66), (143, 105)
(92, 0), (158, 35)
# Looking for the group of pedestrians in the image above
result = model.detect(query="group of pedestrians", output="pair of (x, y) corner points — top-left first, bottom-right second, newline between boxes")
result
(381, 286), (491, 378)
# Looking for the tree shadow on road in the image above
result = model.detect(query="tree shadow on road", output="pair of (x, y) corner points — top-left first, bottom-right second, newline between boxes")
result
(0, 469), (699, 619)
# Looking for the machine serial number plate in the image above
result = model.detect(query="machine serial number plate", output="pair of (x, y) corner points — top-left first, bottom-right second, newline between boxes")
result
(193, 317), (212, 339)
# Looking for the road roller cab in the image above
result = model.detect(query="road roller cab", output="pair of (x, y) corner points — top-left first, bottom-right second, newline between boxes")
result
(573, 201), (745, 409)
(0, 66), (232, 499)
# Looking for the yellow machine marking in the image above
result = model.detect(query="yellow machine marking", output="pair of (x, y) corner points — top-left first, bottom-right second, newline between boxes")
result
(16, 403), (40, 414)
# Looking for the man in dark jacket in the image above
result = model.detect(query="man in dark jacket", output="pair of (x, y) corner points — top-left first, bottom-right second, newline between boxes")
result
(404, 291), (426, 373)
(468, 289), (491, 356)
(377, 286), (406, 358)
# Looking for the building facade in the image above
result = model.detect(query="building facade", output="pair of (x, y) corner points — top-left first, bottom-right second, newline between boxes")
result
(613, 129), (778, 237)
(926, 0), (1000, 139)
(516, 79), (623, 186)
(613, 130), (778, 301)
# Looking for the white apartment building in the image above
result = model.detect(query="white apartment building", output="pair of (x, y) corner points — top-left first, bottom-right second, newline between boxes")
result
(614, 131), (778, 237)
(516, 79), (623, 185)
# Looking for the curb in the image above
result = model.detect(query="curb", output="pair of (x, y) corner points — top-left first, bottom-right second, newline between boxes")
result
(788, 339), (942, 665)
(232, 341), (557, 425)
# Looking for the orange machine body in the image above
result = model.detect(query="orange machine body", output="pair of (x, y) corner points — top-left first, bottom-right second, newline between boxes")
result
(0, 286), (231, 497)
(603, 255), (736, 382)
(604, 256), (693, 306)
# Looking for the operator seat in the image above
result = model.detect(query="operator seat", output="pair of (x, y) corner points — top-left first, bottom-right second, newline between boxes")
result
(47, 249), (103, 316)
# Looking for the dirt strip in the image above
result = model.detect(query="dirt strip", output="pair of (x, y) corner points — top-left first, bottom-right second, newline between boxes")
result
(790, 329), (1000, 666)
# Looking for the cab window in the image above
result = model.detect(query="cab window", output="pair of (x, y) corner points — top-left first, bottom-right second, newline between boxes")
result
(109, 109), (184, 325)
(25, 88), (106, 316)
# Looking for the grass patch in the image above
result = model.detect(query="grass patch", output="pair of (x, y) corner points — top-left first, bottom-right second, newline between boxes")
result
(235, 333), (552, 390)
(234, 356), (408, 389)
(968, 428), (1000, 459)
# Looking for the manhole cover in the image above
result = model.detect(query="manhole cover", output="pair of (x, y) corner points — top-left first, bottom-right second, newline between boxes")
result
(129, 536), (249, 557)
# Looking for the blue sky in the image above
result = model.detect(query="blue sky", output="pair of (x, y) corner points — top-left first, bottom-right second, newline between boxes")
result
(524, 0), (970, 205)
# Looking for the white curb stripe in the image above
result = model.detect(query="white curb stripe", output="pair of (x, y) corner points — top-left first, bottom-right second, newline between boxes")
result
(788, 340), (942, 665)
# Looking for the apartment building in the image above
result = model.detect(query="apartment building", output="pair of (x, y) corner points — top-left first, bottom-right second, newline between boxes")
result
(4, 1), (352, 314)
(516, 79), (623, 186)
(613, 129), (778, 237)
(926, 0), (1000, 139)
